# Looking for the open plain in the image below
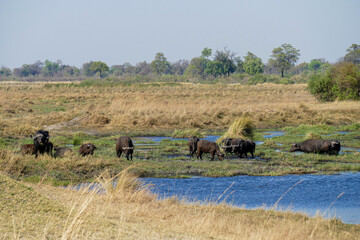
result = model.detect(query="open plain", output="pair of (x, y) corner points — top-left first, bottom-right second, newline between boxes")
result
(1, 81), (360, 239)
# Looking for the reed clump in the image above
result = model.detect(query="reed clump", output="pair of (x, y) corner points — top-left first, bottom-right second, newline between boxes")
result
(218, 116), (255, 143)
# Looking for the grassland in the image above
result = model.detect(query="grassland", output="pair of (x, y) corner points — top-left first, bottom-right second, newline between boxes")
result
(0, 81), (359, 183)
(0, 81), (359, 238)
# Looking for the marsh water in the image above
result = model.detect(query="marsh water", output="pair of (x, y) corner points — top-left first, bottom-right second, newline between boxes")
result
(143, 173), (360, 224)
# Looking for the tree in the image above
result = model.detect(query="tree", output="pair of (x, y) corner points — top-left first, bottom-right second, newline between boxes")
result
(171, 59), (189, 75)
(90, 61), (109, 77)
(0, 66), (12, 77)
(43, 60), (60, 77)
(243, 52), (264, 75)
(213, 48), (237, 76)
(201, 48), (212, 60)
(151, 52), (171, 75)
(185, 57), (208, 78)
(204, 60), (225, 77)
(270, 43), (300, 77)
(344, 44), (360, 64)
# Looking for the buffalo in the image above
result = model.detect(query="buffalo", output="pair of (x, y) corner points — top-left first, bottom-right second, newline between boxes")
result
(290, 139), (341, 155)
(188, 136), (200, 157)
(21, 142), (53, 157)
(54, 147), (73, 158)
(116, 136), (134, 161)
(79, 143), (97, 156)
(32, 130), (53, 158)
(221, 137), (241, 154)
(196, 140), (224, 161)
(222, 138), (256, 158)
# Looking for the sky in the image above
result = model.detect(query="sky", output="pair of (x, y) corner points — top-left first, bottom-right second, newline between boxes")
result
(0, 0), (359, 69)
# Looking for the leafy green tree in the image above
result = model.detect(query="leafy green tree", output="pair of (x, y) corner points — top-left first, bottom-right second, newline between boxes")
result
(151, 52), (171, 75)
(185, 57), (208, 78)
(43, 60), (60, 77)
(243, 52), (264, 75)
(0, 66), (12, 77)
(204, 60), (225, 77)
(308, 58), (327, 71)
(214, 48), (237, 76)
(344, 44), (360, 64)
(90, 61), (109, 77)
(201, 48), (212, 60)
(270, 43), (300, 77)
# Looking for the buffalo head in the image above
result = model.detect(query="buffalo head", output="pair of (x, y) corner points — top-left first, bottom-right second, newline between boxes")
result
(290, 143), (300, 152)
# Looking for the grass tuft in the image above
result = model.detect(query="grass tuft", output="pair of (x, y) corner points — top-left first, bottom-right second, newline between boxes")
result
(218, 116), (255, 143)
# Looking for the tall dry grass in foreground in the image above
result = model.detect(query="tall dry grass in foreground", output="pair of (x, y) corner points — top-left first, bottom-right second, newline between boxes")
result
(1, 82), (360, 136)
(21, 167), (358, 239)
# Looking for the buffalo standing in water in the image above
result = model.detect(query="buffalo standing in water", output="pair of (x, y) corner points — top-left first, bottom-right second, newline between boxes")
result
(290, 139), (341, 155)
(116, 136), (134, 161)
(79, 143), (97, 156)
(196, 140), (224, 161)
(188, 136), (200, 157)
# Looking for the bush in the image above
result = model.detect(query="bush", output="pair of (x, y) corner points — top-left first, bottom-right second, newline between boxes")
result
(308, 62), (360, 101)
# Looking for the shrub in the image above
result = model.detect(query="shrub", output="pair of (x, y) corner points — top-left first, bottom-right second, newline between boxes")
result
(308, 62), (360, 101)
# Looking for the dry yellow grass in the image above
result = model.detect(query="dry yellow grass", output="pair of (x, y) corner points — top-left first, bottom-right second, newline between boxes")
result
(1, 82), (359, 137)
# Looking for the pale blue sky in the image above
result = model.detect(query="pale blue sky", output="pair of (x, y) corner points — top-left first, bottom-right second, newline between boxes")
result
(0, 0), (359, 69)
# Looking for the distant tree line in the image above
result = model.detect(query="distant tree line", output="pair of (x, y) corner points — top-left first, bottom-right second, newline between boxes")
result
(1, 43), (359, 100)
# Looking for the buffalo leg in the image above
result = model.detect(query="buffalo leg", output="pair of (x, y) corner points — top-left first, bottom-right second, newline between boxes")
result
(117, 150), (122, 158)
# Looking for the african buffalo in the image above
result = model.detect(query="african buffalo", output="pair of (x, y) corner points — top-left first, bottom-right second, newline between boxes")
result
(21, 142), (53, 157)
(54, 147), (73, 158)
(221, 137), (241, 154)
(290, 139), (341, 155)
(79, 143), (97, 156)
(188, 136), (200, 157)
(116, 136), (134, 161)
(196, 140), (224, 161)
(237, 139), (256, 158)
(32, 130), (53, 158)
(221, 138), (255, 158)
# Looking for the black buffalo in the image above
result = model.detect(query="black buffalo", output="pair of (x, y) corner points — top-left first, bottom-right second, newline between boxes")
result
(222, 138), (256, 158)
(116, 136), (134, 161)
(54, 147), (73, 158)
(188, 136), (200, 157)
(196, 140), (224, 161)
(32, 130), (53, 158)
(79, 143), (97, 156)
(290, 139), (341, 155)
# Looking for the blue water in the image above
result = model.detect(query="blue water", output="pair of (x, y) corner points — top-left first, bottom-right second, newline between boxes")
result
(262, 131), (286, 138)
(143, 173), (360, 224)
